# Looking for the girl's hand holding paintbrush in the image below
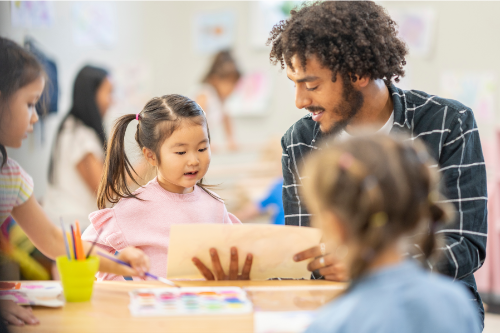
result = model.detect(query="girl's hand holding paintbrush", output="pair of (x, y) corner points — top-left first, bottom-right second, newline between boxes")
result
(100, 247), (150, 277)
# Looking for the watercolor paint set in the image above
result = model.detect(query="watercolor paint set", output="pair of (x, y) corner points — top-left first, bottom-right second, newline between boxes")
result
(129, 287), (253, 316)
(0, 281), (64, 307)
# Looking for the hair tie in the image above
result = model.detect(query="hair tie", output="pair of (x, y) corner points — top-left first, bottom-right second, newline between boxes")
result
(136, 112), (140, 121)
(369, 211), (388, 228)
(338, 152), (354, 170)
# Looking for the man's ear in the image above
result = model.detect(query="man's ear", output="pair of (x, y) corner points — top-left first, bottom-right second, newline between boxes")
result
(142, 147), (157, 167)
(353, 75), (370, 89)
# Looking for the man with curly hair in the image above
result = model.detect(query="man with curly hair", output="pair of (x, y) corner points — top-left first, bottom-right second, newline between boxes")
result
(269, 1), (487, 327)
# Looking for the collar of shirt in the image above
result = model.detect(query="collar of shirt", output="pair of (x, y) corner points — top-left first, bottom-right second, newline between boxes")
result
(336, 110), (394, 142)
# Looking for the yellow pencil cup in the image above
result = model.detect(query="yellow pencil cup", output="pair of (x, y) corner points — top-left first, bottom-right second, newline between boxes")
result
(56, 256), (99, 302)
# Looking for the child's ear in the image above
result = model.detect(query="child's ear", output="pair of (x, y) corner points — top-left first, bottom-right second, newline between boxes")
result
(142, 147), (157, 167)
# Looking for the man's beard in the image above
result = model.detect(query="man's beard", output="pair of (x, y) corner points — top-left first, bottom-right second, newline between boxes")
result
(309, 78), (364, 138)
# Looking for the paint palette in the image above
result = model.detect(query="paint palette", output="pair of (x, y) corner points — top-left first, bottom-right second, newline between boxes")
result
(0, 281), (64, 307)
(129, 287), (253, 316)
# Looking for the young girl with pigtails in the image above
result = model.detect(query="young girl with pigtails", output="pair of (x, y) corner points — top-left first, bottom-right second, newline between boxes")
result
(301, 134), (480, 333)
(82, 94), (252, 281)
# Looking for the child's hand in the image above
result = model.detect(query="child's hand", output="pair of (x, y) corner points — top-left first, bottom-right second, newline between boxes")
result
(0, 300), (39, 326)
(192, 247), (252, 280)
(115, 247), (150, 277)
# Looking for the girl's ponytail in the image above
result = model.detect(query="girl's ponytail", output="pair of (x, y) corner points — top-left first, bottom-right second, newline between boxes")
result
(97, 114), (140, 209)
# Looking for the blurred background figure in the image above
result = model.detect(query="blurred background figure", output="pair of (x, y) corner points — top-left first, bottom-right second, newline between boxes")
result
(44, 65), (112, 228)
(233, 177), (284, 225)
(194, 50), (240, 152)
(232, 137), (284, 225)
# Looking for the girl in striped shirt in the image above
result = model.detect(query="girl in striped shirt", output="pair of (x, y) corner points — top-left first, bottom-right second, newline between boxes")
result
(0, 37), (150, 327)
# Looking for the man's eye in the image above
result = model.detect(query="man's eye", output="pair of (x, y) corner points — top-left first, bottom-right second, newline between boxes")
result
(198, 148), (208, 152)
(176, 152), (186, 155)
(306, 86), (318, 91)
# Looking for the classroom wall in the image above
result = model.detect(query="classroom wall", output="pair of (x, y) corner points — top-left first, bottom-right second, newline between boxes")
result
(0, 1), (151, 198)
(2, 1), (500, 199)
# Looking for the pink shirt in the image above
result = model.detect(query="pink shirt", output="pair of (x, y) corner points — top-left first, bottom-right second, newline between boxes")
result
(81, 178), (241, 281)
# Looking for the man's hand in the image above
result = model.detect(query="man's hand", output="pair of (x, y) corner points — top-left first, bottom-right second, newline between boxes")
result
(293, 245), (348, 281)
(192, 247), (253, 280)
(0, 300), (39, 326)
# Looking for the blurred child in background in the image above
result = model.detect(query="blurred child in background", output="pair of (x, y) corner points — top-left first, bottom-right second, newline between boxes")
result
(44, 65), (112, 229)
(233, 137), (284, 225)
(194, 50), (240, 151)
(0, 37), (149, 327)
(82, 94), (252, 281)
(301, 134), (480, 333)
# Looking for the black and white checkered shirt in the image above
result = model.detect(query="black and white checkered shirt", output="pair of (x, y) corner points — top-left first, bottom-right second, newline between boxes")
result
(281, 84), (487, 320)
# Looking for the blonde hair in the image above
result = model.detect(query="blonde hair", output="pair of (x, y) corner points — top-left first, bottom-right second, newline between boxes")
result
(302, 133), (453, 279)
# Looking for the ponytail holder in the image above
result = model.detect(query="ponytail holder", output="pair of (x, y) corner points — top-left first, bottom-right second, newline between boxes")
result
(370, 211), (388, 228)
(136, 113), (140, 121)
(338, 152), (354, 170)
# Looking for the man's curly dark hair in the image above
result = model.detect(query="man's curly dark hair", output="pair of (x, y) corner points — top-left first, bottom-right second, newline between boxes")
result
(267, 1), (408, 86)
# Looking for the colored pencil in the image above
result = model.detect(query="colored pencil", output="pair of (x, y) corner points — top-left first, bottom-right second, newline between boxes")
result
(74, 221), (85, 261)
(96, 251), (179, 288)
(70, 225), (78, 260)
(66, 231), (74, 259)
(60, 219), (71, 260)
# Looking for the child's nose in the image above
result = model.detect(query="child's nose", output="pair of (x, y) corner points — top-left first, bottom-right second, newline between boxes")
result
(31, 108), (39, 125)
(187, 153), (200, 165)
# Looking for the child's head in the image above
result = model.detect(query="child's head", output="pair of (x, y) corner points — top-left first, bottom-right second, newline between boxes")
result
(0, 37), (45, 165)
(302, 134), (452, 279)
(70, 65), (112, 138)
(48, 65), (111, 184)
(98, 94), (212, 209)
(202, 50), (241, 100)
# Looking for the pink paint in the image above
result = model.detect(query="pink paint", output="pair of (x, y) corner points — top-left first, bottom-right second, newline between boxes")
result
(24, 285), (44, 289)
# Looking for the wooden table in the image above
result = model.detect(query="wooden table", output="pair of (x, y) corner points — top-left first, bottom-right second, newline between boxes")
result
(11, 280), (345, 333)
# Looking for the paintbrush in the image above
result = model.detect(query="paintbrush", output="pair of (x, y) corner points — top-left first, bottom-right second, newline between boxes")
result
(85, 230), (101, 259)
(96, 251), (180, 288)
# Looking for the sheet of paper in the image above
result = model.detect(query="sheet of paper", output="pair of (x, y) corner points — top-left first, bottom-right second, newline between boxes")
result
(387, 7), (437, 58)
(193, 10), (236, 54)
(167, 224), (322, 280)
(72, 2), (116, 48)
(254, 311), (316, 333)
(11, 1), (54, 28)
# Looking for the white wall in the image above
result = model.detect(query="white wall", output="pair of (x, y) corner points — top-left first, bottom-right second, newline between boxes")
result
(0, 1), (151, 198)
(2, 1), (500, 199)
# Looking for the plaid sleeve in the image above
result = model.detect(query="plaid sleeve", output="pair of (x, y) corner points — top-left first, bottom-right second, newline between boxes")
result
(281, 129), (311, 227)
(434, 108), (487, 280)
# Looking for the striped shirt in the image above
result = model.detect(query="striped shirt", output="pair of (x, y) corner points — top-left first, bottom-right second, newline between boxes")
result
(0, 157), (34, 225)
(281, 84), (487, 324)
